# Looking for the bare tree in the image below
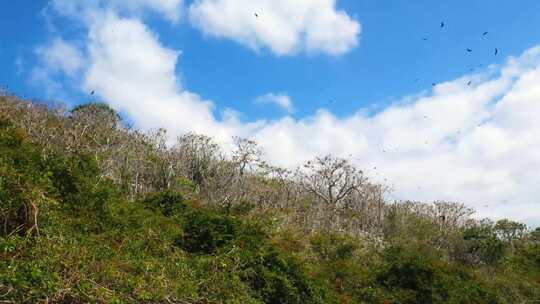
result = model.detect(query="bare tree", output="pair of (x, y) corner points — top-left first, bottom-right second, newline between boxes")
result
(3, 97), (489, 240)
(174, 133), (222, 188)
(231, 137), (264, 176)
(298, 155), (367, 207)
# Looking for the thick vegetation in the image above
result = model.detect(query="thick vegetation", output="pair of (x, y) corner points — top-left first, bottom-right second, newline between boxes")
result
(1, 95), (539, 303)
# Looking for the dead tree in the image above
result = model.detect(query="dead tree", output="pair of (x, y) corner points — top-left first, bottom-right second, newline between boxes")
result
(298, 155), (367, 207)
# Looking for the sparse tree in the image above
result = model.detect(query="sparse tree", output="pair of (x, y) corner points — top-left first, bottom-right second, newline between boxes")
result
(298, 155), (367, 207)
(494, 219), (527, 248)
(174, 133), (221, 188)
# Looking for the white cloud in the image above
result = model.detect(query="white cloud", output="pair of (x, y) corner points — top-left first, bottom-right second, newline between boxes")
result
(249, 48), (540, 226)
(84, 12), (238, 141)
(35, 38), (84, 76)
(39, 2), (540, 226)
(31, 37), (85, 98)
(51, 0), (183, 23)
(188, 0), (361, 55)
(110, 0), (183, 22)
(15, 56), (24, 76)
(255, 93), (294, 113)
(29, 67), (65, 98)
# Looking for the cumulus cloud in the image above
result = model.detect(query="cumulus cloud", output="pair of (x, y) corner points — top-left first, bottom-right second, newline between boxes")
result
(250, 49), (540, 225)
(110, 0), (183, 22)
(83, 12), (239, 140)
(255, 93), (294, 113)
(35, 38), (84, 76)
(31, 37), (85, 98)
(188, 0), (361, 55)
(37, 2), (540, 226)
(51, 0), (183, 23)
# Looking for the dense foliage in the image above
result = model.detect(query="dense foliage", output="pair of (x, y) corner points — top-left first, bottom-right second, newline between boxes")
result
(0, 96), (539, 303)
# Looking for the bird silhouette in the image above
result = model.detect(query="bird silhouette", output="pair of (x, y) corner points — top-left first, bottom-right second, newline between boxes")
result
(254, 13), (258, 18)
(440, 22), (445, 28)
(422, 37), (428, 41)
(466, 48), (473, 52)
(494, 48), (498, 55)
(467, 81), (472, 86)
(90, 90), (95, 95)
(483, 31), (489, 36)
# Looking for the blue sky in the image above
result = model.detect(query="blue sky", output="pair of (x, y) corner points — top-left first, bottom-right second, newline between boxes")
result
(2, 0), (540, 225)
(4, 1), (540, 117)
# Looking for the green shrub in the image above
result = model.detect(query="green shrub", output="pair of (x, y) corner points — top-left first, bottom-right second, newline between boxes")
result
(377, 245), (442, 303)
(142, 190), (186, 216)
(0, 122), (52, 236)
(178, 208), (239, 254)
(240, 246), (335, 304)
(460, 224), (505, 266)
(310, 233), (358, 261)
(0, 110), (538, 303)
(376, 245), (498, 304)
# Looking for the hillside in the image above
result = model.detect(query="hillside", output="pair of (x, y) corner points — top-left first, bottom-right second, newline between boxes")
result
(1, 95), (539, 303)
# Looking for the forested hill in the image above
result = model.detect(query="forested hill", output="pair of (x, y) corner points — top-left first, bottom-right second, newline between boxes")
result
(1, 95), (539, 303)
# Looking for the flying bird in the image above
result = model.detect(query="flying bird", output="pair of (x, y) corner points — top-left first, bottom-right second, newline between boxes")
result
(466, 48), (473, 52)
(254, 13), (258, 18)
(422, 37), (428, 41)
(483, 31), (489, 36)
(494, 48), (498, 55)
(440, 22), (445, 28)
(90, 90), (95, 95)
(467, 81), (472, 86)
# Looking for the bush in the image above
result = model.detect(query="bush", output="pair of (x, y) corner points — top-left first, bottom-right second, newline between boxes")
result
(310, 233), (358, 262)
(177, 208), (239, 254)
(1, 105), (539, 303)
(460, 223), (505, 266)
(0, 122), (52, 236)
(142, 191), (186, 216)
(377, 246), (442, 303)
(376, 245), (498, 304)
(240, 246), (335, 304)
